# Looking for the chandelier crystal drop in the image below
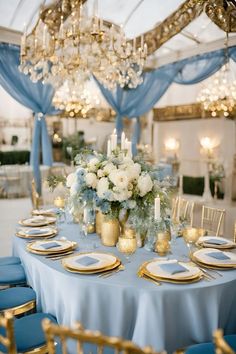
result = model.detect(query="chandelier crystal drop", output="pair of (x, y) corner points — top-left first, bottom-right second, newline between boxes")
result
(19, 0), (148, 90)
(197, 58), (236, 117)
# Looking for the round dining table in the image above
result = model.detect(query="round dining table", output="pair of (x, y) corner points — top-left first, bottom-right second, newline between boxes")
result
(13, 222), (236, 354)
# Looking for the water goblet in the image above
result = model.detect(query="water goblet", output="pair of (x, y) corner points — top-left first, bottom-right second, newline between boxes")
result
(182, 227), (201, 258)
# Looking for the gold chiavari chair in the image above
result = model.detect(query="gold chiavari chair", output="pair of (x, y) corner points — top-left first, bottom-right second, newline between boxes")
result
(172, 196), (194, 226)
(213, 329), (235, 354)
(43, 319), (164, 354)
(0, 312), (17, 354)
(201, 206), (225, 236)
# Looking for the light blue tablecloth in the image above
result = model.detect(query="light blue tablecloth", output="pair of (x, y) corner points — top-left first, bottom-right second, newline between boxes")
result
(13, 224), (236, 354)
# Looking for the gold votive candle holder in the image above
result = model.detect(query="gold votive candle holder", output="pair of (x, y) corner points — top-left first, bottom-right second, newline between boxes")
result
(117, 236), (137, 256)
(154, 239), (170, 256)
(54, 196), (65, 208)
(101, 219), (120, 247)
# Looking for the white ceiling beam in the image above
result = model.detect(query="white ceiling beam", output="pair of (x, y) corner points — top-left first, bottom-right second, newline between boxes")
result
(0, 26), (21, 45)
(146, 35), (236, 68)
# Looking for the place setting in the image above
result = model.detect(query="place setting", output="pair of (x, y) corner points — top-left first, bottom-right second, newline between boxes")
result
(197, 236), (236, 250)
(138, 258), (204, 285)
(15, 226), (58, 240)
(19, 215), (57, 227)
(62, 252), (124, 277)
(32, 208), (58, 217)
(191, 248), (236, 270)
(26, 239), (77, 257)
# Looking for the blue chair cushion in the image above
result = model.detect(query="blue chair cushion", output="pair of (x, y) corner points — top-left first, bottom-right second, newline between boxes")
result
(0, 264), (26, 285)
(0, 256), (21, 266)
(0, 313), (57, 353)
(0, 287), (36, 311)
(185, 334), (236, 354)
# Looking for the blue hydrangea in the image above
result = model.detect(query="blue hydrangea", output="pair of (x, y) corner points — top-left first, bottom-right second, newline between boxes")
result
(100, 201), (110, 214)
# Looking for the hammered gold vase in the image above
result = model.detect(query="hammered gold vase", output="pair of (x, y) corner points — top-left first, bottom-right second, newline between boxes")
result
(154, 231), (171, 256)
(101, 219), (120, 247)
(95, 211), (104, 236)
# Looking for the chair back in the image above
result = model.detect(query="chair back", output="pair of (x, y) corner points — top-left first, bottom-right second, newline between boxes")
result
(0, 312), (17, 354)
(43, 319), (163, 354)
(213, 329), (235, 354)
(201, 206), (225, 236)
(172, 196), (194, 226)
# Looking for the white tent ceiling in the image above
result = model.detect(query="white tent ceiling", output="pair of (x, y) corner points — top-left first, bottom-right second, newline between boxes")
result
(0, 0), (234, 63)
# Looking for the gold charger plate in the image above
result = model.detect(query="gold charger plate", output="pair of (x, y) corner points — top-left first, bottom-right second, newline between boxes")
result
(16, 228), (58, 239)
(197, 236), (236, 250)
(63, 259), (121, 275)
(139, 268), (203, 284)
(32, 209), (57, 217)
(139, 259), (203, 284)
(27, 240), (77, 255)
(19, 217), (56, 227)
(191, 255), (236, 270)
(193, 248), (236, 269)
(62, 252), (120, 273)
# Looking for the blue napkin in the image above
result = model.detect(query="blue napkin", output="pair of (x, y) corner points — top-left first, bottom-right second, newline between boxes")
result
(205, 238), (228, 245)
(207, 252), (230, 260)
(76, 256), (99, 266)
(160, 262), (187, 275)
(26, 229), (45, 235)
(41, 242), (60, 250)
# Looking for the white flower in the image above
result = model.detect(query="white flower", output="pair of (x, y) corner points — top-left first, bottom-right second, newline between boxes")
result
(127, 163), (141, 181)
(88, 157), (99, 172)
(97, 169), (104, 178)
(66, 173), (76, 188)
(97, 177), (109, 198)
(85, 172), (97, 189)
(103, 162), (116, 175)
(109, 170), (129, 189)
(113, 187), (131, 202)
(137, 173), (153, 197)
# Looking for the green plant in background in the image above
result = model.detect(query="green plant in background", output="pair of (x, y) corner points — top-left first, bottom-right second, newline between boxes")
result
(62, 131), (86, 162)
(47, 174), (67, 192)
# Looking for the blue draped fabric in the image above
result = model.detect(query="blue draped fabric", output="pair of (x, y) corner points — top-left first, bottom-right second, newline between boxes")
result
(95, 46), (236, 155)
(0, 43), (57, 193)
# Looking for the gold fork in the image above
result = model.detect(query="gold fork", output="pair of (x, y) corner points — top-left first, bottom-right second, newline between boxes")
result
(99, 265), (125, 278)
(137, 269), (162, 286)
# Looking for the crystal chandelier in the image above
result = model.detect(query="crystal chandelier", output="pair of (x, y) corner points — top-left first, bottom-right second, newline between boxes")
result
(197, 62), (236, 117)
(197, 34), (236, 118)
(52, 77), (100, 117)
(19, 0), (148, 89)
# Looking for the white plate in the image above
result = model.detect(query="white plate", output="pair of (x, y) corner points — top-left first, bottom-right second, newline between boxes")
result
(18, 227), (56, 236)
(145, 259), (201, 280)
(28, 239), (73, 253)
(198, 236), (235, 248)
(193, 248), (236, 266)
(20, 216), (56, 226)
(32, 209), (57, 216)
(63, 252), (118, 271)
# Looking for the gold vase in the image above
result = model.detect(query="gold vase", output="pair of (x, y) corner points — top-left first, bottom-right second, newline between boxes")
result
(96, 211), (104, 236)
(154, 231), (171, 255)
(101, 219), (120, 247)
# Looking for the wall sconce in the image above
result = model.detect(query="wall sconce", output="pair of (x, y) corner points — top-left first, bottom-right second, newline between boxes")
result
(164, 138), (180, 154)
(200, 136), (219, 159)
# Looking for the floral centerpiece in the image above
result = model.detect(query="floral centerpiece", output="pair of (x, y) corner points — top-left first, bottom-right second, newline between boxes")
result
(66, 146), (171, 245)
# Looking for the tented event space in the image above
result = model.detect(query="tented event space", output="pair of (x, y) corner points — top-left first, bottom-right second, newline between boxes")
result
(1, 0), (236, 353)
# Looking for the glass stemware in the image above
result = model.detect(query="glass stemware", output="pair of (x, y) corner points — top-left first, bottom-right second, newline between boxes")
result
(182, 227), (201, 258)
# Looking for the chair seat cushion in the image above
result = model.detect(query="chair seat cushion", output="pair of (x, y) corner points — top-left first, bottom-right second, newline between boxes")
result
(0, 313), (57, 353)
(185, 334), (236, 354)
(0, 287), (36, 311)
(0, 256), (21, 266)
(0, 264), (26, 285)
